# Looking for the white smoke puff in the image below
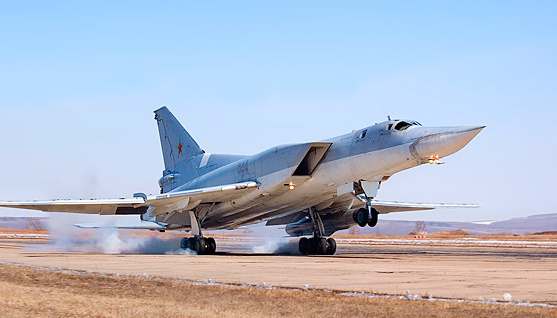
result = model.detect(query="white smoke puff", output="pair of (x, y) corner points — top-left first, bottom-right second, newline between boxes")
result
(252, 237), (300, 255)
(93, 230), (185, 254)
(165, 248), (197, 255)
(97, 230), (129, 254)
(252, 237), (281, 253)
(503, 293), (512, 302)
(251, 237), (300, 254)
(245, 224), (301, 255)
(37, 213), (184, 254)
(42, 213), (106, 252)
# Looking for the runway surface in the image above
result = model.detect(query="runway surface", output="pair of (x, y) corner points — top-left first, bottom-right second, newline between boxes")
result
(1, 236), (556, 304)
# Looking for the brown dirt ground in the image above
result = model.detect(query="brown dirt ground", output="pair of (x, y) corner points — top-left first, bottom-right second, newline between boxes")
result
(0, 228), (48, 235)
(0, 264), (555, 318)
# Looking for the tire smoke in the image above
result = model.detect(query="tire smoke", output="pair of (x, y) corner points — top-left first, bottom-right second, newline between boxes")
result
(248, 225), (301, 255)
(29, 213), (194, 254)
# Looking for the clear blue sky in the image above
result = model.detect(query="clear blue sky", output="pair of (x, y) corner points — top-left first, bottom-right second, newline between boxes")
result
(0, 1), (556, 222)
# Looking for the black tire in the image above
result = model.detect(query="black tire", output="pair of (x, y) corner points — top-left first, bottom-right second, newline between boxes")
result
(299, 237), (309, 255)
(194, 237), (206, 254)
(353, 208), (369, 227)
(206, 237), (216, 254)
(316, 238), (328, 255)
(180, 237), (188, 249)
(326, 238), (337, 255)
(308, 237), (318, 255)
(186, 237), (195, 250)
(368, 208), (379, 227)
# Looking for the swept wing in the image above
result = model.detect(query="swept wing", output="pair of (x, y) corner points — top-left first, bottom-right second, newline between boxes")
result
(0, 181), (259, 215)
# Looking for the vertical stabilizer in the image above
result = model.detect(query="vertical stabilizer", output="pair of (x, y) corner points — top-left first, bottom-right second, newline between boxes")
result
(154, 107), (203, 172)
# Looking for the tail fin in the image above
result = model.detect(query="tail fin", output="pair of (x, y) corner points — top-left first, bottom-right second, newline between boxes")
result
(154, 106), (203, 172)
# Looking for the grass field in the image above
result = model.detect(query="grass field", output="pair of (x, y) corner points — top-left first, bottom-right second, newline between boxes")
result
(0, 264), (555, 318)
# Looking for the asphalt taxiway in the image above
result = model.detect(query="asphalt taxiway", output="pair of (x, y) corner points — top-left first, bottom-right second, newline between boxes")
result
(0, 236), (556, 304)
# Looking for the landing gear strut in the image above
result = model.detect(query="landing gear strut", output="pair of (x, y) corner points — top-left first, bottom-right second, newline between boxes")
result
(299, 207), (337, 255)
(179, 211), (217, 255)
(358, 180), (380, 228)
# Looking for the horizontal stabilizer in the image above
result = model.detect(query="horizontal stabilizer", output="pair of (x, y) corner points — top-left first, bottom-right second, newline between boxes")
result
(369, 199), (480, 214)
(0, 198), (145, 214)
(75, 220), (167, 230)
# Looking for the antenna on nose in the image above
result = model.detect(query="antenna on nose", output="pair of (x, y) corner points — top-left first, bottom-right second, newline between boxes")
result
(387, 115), (391, 121)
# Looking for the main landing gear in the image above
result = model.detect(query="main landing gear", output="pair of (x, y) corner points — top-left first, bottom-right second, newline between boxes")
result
(299, 207), (337, 255)
(180, 236), (216, 255)
(179, 211), (216, 255)
(299, 237), (336, 255)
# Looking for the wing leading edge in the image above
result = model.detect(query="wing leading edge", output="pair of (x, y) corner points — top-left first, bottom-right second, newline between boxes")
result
(0, 181), (259, 215)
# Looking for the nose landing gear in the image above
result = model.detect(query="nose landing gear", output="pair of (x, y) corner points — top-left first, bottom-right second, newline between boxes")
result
(368, 206), (379, 227)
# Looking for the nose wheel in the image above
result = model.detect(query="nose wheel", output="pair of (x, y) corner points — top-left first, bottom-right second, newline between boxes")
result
(368, 207), (379, 227)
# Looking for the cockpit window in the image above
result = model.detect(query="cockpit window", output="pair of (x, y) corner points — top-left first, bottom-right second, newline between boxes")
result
(359, 129), (367, 139)
(394, 121), (412, 131)
(394, 120), (421, 131)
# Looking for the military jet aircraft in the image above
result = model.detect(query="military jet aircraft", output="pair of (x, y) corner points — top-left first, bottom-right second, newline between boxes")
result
(0, 107), (484, 255)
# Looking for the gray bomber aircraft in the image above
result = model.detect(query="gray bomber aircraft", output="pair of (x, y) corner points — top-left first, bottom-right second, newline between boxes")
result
(0, 107), (484, 255)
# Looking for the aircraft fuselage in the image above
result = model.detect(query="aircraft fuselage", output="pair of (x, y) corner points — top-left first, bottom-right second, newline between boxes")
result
(161, 120), (484, 230)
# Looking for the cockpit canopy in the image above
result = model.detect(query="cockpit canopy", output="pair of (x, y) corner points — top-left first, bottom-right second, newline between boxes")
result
(389, 120), (422, 131)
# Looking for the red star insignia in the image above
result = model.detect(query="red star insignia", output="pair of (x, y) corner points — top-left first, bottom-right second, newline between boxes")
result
(177, 143), (183, 155)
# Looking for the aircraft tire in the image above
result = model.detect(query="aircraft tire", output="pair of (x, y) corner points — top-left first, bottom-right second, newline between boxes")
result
(308, 237), (318, 255)
(368, 208), (379, 227)
(316, 238), (328, 255)
(185, 237), (195, 250)
(206, 237), (216, 254)
(326, 238), (337, 255)
(180, 237), (188, 249)
(299, 237), (309, 255)
(194, 237), (206, 254)
(353, 208), (370, 227)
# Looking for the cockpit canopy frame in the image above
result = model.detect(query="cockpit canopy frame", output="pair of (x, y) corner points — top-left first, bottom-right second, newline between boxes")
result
(388, 120), (422, 131)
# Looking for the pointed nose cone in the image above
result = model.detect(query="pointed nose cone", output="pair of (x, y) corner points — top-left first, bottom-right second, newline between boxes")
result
(411, 126), (485, 160)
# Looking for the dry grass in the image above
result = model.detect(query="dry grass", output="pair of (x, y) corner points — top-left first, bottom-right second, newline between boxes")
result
(0, 264), (555, 318)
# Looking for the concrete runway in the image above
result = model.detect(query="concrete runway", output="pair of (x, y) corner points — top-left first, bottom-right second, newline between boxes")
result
(1, 237), (556, 304)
